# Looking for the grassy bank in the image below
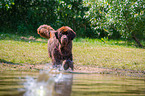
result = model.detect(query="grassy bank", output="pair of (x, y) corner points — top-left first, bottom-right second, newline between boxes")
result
(0, 33), (145, 72)
(73, 42), (145, 71)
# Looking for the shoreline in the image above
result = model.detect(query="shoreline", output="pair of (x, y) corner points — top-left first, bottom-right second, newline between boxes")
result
(1, 63), (145, 78)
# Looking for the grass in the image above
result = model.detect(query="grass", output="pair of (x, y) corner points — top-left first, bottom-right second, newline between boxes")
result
(0, 40), (49, 64)
(73, 42), (145, 71)
(0, 33), (145, 72)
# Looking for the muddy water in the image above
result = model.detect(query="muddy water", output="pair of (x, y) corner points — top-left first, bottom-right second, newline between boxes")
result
(0, 67), (145, 96)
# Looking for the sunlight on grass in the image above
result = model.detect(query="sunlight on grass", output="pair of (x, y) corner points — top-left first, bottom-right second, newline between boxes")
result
(73, 42), (145, 71)
(0, 38), (145, 71)
(0, 40), (50, 64)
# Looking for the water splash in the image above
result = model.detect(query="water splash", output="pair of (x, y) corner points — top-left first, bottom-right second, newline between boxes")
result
(23, 64), (73, 96)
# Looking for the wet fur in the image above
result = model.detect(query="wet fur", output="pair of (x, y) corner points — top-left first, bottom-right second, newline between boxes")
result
(37, 25), (76, 70)
(37, 25), (55, 39)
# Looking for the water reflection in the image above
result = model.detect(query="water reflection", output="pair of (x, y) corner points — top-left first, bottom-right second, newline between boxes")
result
(0, 70), (38, 96)
(72, 74), (145, 96)
(0, 64), (145, 96)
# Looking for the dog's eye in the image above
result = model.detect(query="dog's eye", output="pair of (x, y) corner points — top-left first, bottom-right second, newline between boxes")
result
(59, 32), (62, 36)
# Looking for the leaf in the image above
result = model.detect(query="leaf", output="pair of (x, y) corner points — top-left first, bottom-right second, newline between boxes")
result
(12, 2), (15, 5)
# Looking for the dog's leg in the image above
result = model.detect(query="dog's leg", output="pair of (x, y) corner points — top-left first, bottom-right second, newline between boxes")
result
(62, 60), (73, 70)
(68, 55), (74, 70)
(51, 53), (62, 68)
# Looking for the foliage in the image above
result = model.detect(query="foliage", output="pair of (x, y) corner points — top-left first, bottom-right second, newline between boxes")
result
(0, 0), (91, 37)
(0, 0), (15, 10)
(0, 0), (144, 46)
(83, 0), (145, 40)
(0, 0), (59, 34)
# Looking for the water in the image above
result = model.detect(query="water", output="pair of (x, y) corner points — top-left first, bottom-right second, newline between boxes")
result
(0, 64), (145, 96)
(72, 74), (145, 96)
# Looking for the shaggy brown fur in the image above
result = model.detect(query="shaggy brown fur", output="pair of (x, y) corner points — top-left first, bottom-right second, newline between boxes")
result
(37, 25), (55, 39)
(37, 25), (76, 70)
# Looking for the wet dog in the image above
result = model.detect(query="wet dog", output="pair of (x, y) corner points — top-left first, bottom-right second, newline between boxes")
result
(37, 25), (76, 70)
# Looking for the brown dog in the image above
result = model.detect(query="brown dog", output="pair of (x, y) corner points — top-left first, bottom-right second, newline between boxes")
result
(37, 25), (76, 70)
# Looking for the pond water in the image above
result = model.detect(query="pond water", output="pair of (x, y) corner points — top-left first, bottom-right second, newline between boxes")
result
(0, 65), (145, 96)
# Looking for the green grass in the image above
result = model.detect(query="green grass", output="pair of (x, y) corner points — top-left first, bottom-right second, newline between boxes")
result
(0, 33), (145, 72)
(73, 42), (145, 71)
(0, 40), (49, 64)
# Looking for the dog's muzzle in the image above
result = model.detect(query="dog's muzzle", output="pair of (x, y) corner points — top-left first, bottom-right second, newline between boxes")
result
(61, 35), (68, 46)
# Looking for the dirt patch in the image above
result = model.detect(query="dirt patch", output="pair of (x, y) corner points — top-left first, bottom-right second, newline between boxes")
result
(74, 65), (145, 77)
(0, 63), (145, 77)
(20, 36), (47, 42)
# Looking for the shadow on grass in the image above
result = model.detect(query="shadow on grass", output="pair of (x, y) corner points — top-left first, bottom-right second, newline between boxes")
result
(0, 32), (144, 48)
(0, 59), (21, 65)
(74, 37), (141, 48)
(0, 32), (48, 43)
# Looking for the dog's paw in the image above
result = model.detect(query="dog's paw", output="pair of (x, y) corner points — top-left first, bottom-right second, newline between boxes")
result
(62, 60), (73, 70)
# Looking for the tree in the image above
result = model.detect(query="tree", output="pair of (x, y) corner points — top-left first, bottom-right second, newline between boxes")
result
(0, 0), (15, 10)
(83, 0), (145, 47)
(0, 0), (91, 37)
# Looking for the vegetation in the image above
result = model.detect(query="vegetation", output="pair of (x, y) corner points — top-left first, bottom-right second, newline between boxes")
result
(83, 0), (145, 47)
(0, 0), (145, 73)
(0, 33), (145, 72)
(0, 0), (144, 47)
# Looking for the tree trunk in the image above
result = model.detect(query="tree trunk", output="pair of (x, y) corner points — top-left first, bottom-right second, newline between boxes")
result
(132, 35), (143, 47)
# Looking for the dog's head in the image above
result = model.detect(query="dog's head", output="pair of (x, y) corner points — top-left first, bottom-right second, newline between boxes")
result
(55, 26), (76, 46)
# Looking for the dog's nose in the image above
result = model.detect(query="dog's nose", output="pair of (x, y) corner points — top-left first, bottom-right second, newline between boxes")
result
(62, 35), (67, 40)
(64, 37), (67, 40)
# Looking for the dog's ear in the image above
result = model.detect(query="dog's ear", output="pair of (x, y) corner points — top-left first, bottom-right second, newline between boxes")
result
(69, 30), (76, 40)
(55, 32), (59, 39)
(65, 26), (76, 40)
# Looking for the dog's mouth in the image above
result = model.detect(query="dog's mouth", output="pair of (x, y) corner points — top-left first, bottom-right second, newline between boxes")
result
(61, 39), (68, 47)
(61, 41), (68, 46)
(60, 35), (68, 46)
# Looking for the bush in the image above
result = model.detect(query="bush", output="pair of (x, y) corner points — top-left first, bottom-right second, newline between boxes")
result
(0, 0), (92, 37)
(0, 0), (144, 47)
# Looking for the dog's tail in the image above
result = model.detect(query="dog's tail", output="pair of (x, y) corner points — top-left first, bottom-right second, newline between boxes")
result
(37, 25), (55, 39)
